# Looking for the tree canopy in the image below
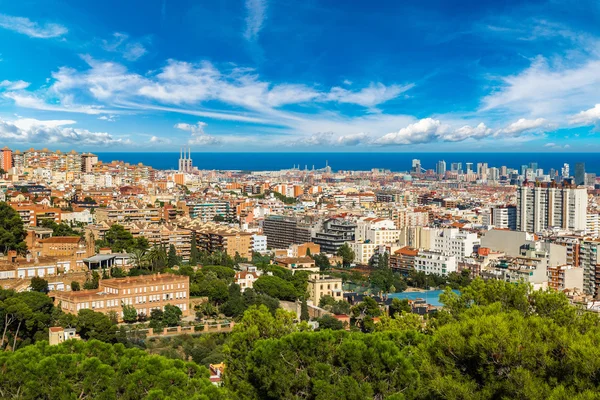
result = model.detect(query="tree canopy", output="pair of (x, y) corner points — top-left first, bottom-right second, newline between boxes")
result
(0, 202), (27, 255)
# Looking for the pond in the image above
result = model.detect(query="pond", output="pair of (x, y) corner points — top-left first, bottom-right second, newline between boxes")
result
(387, 289), (459, 307)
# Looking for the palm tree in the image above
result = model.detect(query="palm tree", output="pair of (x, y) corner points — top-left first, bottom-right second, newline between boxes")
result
(146, 246), (167, 271)
(131, 249), (147, 270)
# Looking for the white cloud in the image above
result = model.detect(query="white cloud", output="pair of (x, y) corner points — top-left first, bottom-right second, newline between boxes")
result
(0, 14), (67, 38)
(544, 142), (556, 147)
(3, 92), (108, 115)
(375, 118), (447, 145)
(0, 117), (129, 145)
(0, 80), (30, 91)
(326, 83), (414, 108)
(570, 104), (600, 126)
(175, 121), (220, 145)
(149, 135), (171, 144)
(244, 0), (267, 41)
(495, 118), (547, 137)
(102, 32), (148, 61)
(336, 132), (371, 146)
(440, 123), (492, 142)
(481, 55), (600, 117)
(175, 121), (207, 135)
(98, 115), (117, 122)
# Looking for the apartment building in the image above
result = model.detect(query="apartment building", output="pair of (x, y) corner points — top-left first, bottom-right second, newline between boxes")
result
(516, 182), (587, 232)
(547, 265), (584, 291)
(263, 215), (312, 249)
(414, 251), (457, 276)
(95, 204), (161, 224)
(389, 247), (418, 275)
(430, 228), (479, 261)
(185, 200), (233, 222)
(178, 218), (253, 259)
(125, 222), (192, 261)
(13, 204), (62, 226)
(580, 239), (600, 296)
(484, 206), (517, 230)
(312, 218), (356, 254)
(51, 273), (190, 320)
(40, 236), (90, 260)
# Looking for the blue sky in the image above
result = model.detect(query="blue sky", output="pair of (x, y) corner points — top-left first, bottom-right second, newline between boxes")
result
(1, 0), (600, 152)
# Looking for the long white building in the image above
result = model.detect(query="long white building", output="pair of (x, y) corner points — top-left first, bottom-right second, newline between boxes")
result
(516, 183), (587, 232)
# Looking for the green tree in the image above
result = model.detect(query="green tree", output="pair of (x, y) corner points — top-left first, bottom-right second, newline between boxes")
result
(76, 309), (117, 343)
(221, 284), (247, 318)
(70, 281), (80, 291)
(39, 220), (79, 237)
(336, 243), (355, 267)
(149, 309), (165, 330)
(83, 271), (100, 290)
(163, 304), (183, 327)
(317, 314), (344, 330)
(300, 297), (309, 321)
(121, 303), (138, 324)
(0, 340), (227, 399)
(0, 202), (27, 255)
(29, 277), (49, 293)
(167, 244), (179, 268)
(97, 224), (134, 253)
(389, 298), (411, 317)
(254, 275), (298, 301)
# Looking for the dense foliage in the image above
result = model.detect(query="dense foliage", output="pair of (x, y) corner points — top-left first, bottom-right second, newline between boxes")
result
(222, 279), (600, 399)
(0, 340), (227, 399)
(0, 202), (27, 254)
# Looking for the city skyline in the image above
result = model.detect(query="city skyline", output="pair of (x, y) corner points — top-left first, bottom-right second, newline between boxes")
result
(0, 1), (600, 152)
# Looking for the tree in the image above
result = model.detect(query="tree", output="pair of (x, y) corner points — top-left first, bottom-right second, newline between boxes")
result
(213, 215), (225, 222)
(312, 253), (331, 270)
(149, 309), (165, 330)
(39, 220), (79, 237)
(121, 303), (138, 324)
(70, 281), (80, 291)
(389, 298), (411, 317)
(83, 271), (100, 290)
(0, 340), (227, 399)
(163, 304), (182, 327)
(254, 275), (298, 301)
(0, 202), (27, 255)
(336, 243), (355, 267)
(132, 236), (150, 252)
(97, 224), (134, 253)
(221, 284), (247, 318)
(167, 244), (179, 268)
(76, 309), (117, 343)
(317, 315), (344, 330)
(29, 277), (49, 293)
(300, 297), (309, 321)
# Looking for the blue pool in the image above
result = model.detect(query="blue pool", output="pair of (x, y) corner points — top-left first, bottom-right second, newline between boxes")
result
(387, 289), (459, 307)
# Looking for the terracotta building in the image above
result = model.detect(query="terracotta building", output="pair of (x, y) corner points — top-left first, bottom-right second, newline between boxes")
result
(50, 273), (190, 320)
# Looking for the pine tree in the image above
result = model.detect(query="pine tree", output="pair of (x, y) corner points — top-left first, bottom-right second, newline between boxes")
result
(167, 244), (179, 268)
(300, 297), (310, 321)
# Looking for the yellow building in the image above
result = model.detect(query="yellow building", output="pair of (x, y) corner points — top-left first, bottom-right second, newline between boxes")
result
(307, 274), (344, 304)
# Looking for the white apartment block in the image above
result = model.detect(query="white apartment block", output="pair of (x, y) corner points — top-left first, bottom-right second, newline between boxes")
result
(516, 184), (587, 232)
(430, 228), (480, 261)
(252, 234), (268, 253)
(587, 213), (599, 237)
(414, 251), (457, 276)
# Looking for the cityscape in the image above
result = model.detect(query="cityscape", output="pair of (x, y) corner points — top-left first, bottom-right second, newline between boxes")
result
(2, 0), (600, 398)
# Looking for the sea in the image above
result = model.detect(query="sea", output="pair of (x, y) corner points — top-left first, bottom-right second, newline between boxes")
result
(95, 152), (600, 174)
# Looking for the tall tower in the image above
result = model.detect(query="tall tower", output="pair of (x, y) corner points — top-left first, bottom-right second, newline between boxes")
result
(179, 147), (193, 172)
(1, 146), (12, 171)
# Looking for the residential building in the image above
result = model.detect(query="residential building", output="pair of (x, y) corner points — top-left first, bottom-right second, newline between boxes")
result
(50, 273), (190, 320)
(263, 215), (312, 249)
(312, 219), (356, 254)
(516, 182), (587, 232)
(547, 265), (584, 291)
(274, 257), (318, 273)
(95, 204), (161, 224)
(178, 218), (253, 259)
(307, 274), (343, 304)
(414, 250), (457, 276)
(49, 327), (80, 345)
(252, 234), (268, 253)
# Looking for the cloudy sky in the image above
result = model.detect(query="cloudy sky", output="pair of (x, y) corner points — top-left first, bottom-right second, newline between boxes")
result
(1, 0), (600, 152)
